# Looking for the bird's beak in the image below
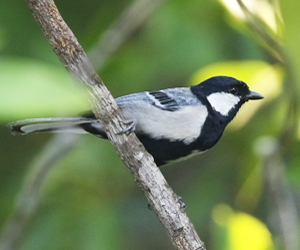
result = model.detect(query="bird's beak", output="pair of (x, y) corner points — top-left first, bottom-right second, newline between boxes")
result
(246, 91), (264, 100)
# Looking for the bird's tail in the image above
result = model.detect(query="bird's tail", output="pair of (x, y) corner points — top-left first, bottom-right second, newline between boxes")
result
(8, 117), (106, 137)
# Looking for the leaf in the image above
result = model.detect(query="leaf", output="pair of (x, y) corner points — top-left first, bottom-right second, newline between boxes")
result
(0, 57), (89, 122)
(228, 212), (274, 250)
(212, 204), (274, 250)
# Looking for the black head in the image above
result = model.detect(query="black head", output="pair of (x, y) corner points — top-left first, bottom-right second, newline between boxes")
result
(191, 76), (263, 121)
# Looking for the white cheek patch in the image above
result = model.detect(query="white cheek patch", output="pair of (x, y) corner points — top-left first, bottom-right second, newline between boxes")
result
(122, 102), (208, 144)
(207, 92), (240, 116)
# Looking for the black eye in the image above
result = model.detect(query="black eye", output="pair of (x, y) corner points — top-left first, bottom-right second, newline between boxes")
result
(229, 87), (238, 95)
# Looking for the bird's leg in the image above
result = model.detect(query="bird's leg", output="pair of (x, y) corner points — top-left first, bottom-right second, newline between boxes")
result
(117, 119), (137, 134)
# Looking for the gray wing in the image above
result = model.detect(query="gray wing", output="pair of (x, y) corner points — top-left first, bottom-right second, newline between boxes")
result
(115, 87), (207, 143)
(9, 87), (207, 144)
(116, 87), (202, 111)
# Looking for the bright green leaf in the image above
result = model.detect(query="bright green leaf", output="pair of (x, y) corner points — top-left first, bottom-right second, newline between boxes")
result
(0, 57), (89, 122)
(212, 204), (274, 250)
(228, 212), (274, 250)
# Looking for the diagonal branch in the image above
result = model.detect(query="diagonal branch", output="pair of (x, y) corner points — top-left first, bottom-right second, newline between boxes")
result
(22, 0), (206, 249)
(1, 1), (164, 248)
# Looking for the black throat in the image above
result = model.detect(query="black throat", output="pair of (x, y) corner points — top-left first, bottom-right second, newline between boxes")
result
(190, 85), (243, 152)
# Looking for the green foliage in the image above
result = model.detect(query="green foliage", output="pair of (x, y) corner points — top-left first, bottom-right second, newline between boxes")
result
(0, 57), (88, 121)
(1, 0), (300, 250)
(280, 0), (300, 93)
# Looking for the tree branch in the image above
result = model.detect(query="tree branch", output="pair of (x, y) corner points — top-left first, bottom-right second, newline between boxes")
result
(1, 1), (164, 248)
(23, 0), (206, 249)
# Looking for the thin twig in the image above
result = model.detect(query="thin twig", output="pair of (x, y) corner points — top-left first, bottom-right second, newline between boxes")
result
(236, 2), (300, 248)
(265, 101), (300, 250)
(265, 158), (299, 250)
(0, 134), (77, 250)
(236, 0), (285, 63)
(22, 0), (206, 249)
(88, 0), (167, 71)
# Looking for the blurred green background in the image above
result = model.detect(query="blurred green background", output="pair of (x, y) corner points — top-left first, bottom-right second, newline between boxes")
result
(1, 0), (299, 249)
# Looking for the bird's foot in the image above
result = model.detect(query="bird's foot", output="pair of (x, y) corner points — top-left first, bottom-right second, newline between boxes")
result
(147, 203), (153, 211)
(117, 119), (137, 134)
(176, 196), (186, 211)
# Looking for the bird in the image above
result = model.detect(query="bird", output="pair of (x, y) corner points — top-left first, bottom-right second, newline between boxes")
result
(8, 76), (263, 166)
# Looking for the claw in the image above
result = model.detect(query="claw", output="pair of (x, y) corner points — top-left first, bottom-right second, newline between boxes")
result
(147, 203), (153, 211)
(176, 196), (186, 211)
(117, 119), (137, 135)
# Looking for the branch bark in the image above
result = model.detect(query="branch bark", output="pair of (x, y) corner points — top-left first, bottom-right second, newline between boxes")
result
(23, 0), (206, 249)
